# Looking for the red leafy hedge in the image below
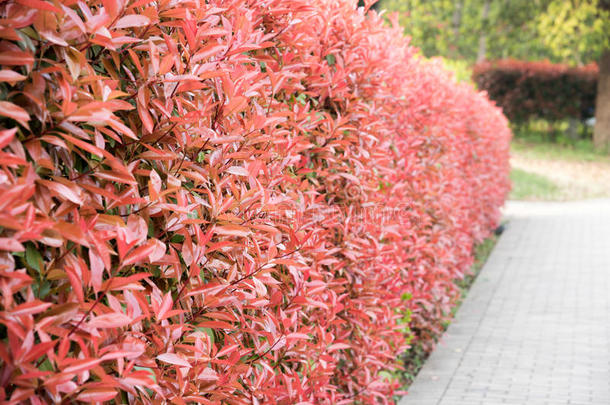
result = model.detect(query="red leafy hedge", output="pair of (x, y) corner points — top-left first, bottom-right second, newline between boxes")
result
(473, 59), (598, 122)
(0, 0), (510, 403)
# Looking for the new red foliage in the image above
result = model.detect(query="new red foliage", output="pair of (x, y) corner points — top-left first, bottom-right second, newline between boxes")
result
(473, 59), (598, 122)
(0, 0), (510, 403)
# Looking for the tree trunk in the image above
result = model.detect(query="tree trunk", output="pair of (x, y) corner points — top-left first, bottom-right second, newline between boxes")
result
(567, 118), (580, 142)
(451, 0), (463, 57)
(477, 0), (491, 62)
(452, 1), (463, 37)
(593, 49), (610, 152)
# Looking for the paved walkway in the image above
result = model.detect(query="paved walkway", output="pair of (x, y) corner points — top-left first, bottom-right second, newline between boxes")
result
(399, 199), (610, 405)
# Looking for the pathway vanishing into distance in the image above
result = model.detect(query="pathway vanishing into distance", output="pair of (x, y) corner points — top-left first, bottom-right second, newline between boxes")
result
(399, 199), (610, 405)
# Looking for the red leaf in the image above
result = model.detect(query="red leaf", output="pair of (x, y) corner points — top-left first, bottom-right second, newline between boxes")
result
(76, 389), (118, 402)
(286, 332), (310, 340)
(0, 51), (34, 67)
(89, 312), (132, 328)
(216, 344), (239, 358)
(10, 300), (52, 316)
(0, 70), (27, 83)
(327, 343), (351, 352)
(226, 166), (249, 177)
(0, 238), (24, 252)
(156, 292), (173, 320)
(62, 358), (103, 374)
(95, 170), (138, 185)
(14, 0), (61, 12)
(122, 242), (156, 267)
(0, 101), (30, 128)
(157, 353), (190, 368)
(21, 340), (57, 363)
(103, 273), (150, 291)
(137, 92), (154, 134)
(0, 127), (17, 148)
(197, 368), (219, 382)
(89, 248), (104, 292)
(38, 179), (84, 205)
(102, 0), (121, 18)
(114, 15), (150, 29)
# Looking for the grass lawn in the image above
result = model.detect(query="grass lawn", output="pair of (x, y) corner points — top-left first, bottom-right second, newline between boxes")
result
(510, 135), (610, 201)
(511, 136), (609, 162)
(510, 168), (562, 200)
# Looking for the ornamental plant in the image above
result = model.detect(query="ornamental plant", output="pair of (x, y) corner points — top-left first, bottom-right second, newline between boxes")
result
(473, 59), (598, 122)
(0, 0), (511, 403)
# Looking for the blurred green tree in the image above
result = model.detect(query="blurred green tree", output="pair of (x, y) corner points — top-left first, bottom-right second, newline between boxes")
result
(379, 0), (554, 62)
(379, 0), (610, 151)
(538, 0), (609, 65)
(535, 0), (609, 149)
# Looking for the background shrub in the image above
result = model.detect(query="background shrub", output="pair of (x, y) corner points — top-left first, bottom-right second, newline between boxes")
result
(473, 59), (598, 123)
(0, 0), (510, 403)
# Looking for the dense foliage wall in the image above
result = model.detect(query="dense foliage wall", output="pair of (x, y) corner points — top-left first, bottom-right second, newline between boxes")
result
(473, 59), (598, 122)
(0, 0), (510, 403)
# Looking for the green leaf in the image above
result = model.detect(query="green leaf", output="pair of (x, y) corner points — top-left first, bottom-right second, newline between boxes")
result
(26, 244), (43, 273)
(39, 358), (54, 371)
(296, 93), (307, 105)
(196, 327), (215, 344)
(170, 234), (185, 243)
(134, 366), (157, 382)
(34, 280), (51, 299)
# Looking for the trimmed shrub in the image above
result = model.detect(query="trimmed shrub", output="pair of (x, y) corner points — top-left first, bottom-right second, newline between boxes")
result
(473, 59), (598, 122)
(0, 0), (510, 403)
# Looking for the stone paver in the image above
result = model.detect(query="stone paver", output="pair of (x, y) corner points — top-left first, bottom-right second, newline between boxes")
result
(399, 199), (610, 405)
